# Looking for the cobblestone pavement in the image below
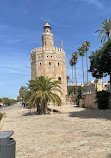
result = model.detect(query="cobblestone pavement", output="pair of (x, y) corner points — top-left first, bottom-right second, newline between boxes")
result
(1, 103), (111, 158)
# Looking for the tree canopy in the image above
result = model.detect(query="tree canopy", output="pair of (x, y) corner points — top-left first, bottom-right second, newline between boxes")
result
(28, 76), (62, 114)
(89, 39), (111, 84)
(95, 18), (111, 43)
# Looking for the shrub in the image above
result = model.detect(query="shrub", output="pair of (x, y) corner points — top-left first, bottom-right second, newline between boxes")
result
(9, 99), (17, 105)
(96, 90), (109, 109)
(2, 98), (17, 106)
(2, 97), (10, 106)
(0, 113), (3, 120)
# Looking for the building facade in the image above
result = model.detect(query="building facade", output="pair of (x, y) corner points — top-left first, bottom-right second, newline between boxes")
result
(31, 22), (67, 103)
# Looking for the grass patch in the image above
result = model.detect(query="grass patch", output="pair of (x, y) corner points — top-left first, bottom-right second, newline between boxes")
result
(0, 113), (3, 120)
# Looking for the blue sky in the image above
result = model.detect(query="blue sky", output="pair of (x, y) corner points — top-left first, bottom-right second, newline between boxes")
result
(0, 0), (111, 99)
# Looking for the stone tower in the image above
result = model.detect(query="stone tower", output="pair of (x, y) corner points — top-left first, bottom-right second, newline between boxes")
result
(31, 22), (67, 103)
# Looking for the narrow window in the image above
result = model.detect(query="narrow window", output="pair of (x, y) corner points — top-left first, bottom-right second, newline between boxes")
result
(40, 63), (41, 65)
(51, 56), (52, 58)
(58, 63), (59, 66)
(47, 56), (48, 57)
(58, 77), (61, 81)
(49, 62), (51, 65)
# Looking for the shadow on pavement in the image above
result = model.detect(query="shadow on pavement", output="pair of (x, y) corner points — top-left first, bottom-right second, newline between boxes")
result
(69, 108), (111, 120)
(22, 108), (61, 116)
(107, 154), (111, 158)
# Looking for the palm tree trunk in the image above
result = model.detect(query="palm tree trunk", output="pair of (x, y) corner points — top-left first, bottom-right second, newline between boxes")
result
(82, 56), (84, 84)
(86, 51), (88, 84)
(43, 102), (48, 114)
(75, 64), (77, 86)
(38, 104), (41, 114)
(36, 103), (40, 114)
(108, 32), (110, 40)
(110, 74), (111, 86)
(75, 64), (77, 95)
(73, 65), (75, 95)
(72, 66), (73, 83)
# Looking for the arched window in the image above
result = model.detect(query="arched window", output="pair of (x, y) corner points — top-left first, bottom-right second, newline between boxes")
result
(58, 77), (61, 81)
(40, 63), (41, 65)
(49, 62), (51, 65)
(58, 63), (59, 66)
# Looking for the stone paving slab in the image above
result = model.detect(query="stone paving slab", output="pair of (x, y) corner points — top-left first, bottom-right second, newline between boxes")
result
(1, 103), (111, 158)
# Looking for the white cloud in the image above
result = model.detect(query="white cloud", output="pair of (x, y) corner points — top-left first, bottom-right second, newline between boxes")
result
(0, 64), (30, 75)
(79, 0), (104, 9)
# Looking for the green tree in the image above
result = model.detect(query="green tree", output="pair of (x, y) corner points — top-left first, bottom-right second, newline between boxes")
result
(2, 97), (10, 105)
(69, 58), (74, 83)
(9, 99), (17, 105)
(17, 96), (21, 102)
(89, 39), (111, 85)
(72, 52), (78, 87)
(67, 86), (81, 96)
(28, 76), (62, 114)
(95, 18), (111, 43)
(96, 90), (110, 109)
(82, 41), (91, 84)
(66, 76), (70, 85)
(78, 46), (85, 84)
(19, 86), (29, 105)
(0, 98), (2, 102)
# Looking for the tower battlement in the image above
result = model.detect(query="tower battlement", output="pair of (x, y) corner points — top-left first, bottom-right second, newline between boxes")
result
(31, 47), (65, 54)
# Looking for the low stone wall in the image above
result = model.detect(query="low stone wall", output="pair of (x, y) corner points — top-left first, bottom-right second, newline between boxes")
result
(83, 93), (98, 109)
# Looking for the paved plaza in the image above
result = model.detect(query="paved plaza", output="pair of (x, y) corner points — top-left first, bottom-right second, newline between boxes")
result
(1, 103), (111, 158)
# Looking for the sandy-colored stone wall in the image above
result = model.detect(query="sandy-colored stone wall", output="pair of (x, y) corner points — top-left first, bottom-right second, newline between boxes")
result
(83, 93), (98, 109)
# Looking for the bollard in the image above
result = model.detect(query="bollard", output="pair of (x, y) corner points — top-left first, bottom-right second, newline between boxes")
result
(0, 131), (16, 158)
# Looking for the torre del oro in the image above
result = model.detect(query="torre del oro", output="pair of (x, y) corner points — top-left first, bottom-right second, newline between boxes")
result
(31, 22), (67, 103)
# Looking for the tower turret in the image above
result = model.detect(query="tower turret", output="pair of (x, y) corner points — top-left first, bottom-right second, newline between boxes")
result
(42, 22), (54, 47)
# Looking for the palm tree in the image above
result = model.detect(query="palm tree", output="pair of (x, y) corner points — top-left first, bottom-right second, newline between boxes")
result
(82, 41), (90, 84)
(72, 52), (78, 87)
(95, 18), (111, 43)
(78, 46), (85, 84)
(19, 86), (28, 106)
(28, 76), (62, 114)
(28, 90), (41, 114)
(69, 58), (74, 83)
(66, 76), (70, 85)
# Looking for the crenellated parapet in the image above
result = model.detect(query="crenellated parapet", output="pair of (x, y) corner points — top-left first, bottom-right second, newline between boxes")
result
(31, 47), (65, 54)
(31, 46), (66, 64)
(54, 47), (65, 54)
(31, 47), (42, 54)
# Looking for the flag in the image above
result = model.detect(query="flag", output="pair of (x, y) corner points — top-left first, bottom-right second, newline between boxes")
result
(61, 40), (63, 47)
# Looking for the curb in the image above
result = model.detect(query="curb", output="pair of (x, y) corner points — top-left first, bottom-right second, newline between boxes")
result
(0, 113), (6, 131)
